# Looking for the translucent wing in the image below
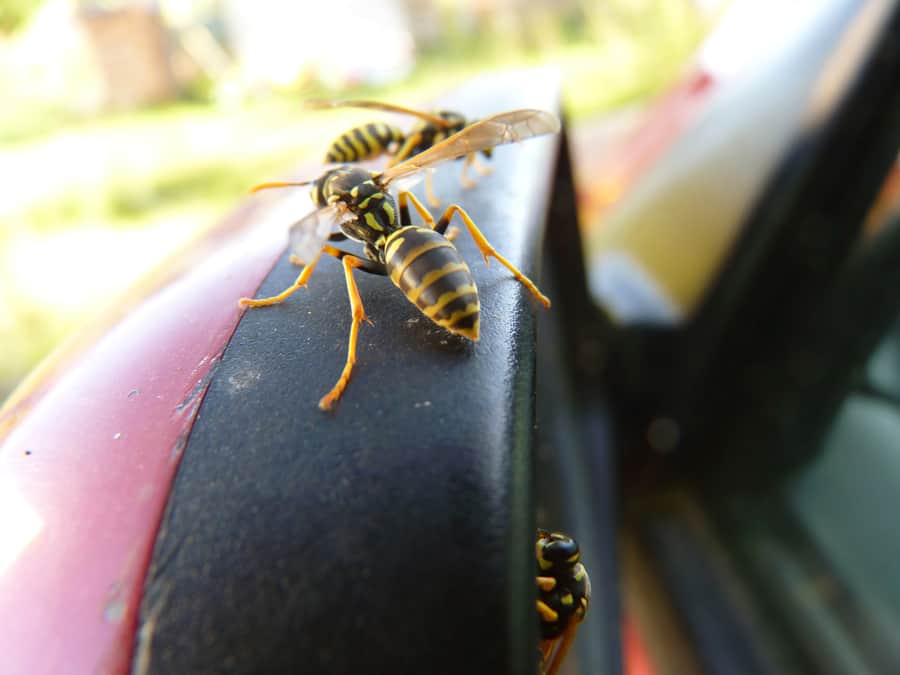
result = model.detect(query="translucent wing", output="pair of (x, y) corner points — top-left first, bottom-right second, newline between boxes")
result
(305, 99), (452, 128)
(379, 108), (560, 185)
(288, 203), (350, 265)
(389, 171), (428, 194)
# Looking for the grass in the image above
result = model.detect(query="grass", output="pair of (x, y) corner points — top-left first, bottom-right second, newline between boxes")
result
(17, 151), (301, 232)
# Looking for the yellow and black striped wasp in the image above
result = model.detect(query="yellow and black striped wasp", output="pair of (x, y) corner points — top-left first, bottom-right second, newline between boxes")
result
(239, 108), (559, 410)
(536, 529), (591, 675)
(308, 99), (498, 206)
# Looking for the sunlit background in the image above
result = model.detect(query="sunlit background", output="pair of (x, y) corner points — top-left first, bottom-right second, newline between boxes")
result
(0, 0), (727, 401)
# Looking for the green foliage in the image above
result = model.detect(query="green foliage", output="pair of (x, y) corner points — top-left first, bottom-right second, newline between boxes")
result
(0, 0), (44, 35)
(17, 150), (302, 232)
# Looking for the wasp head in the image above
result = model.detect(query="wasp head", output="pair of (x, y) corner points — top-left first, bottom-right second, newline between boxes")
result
(536, 530), (580, 575)
(315, 166), (379, 208)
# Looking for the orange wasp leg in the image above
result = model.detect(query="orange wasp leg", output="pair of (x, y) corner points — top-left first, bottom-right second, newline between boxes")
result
(436, 204), (551, 309)
(397, 190), (436, 228)
(459, 153), (492, 190)
(318, 254), (374, 411)
(386, 132), (424, 167)
(471, 153), (494, 177)
(459, 153), (478, 190)
(541, 620), (579, 675)
(425, 171), (443, 208)
(238, 248), (328, 308)
(240, 244), (382, 410)
(397, 190), (458, 240)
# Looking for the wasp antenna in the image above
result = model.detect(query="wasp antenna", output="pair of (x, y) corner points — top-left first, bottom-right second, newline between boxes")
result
(303, 99), (338, 110)
(303, 99), (453, 127)
(250, 181), (312, 194)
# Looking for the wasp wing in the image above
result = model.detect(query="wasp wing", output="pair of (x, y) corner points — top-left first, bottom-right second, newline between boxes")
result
(288, 203), (351, 265)
(388, 171), (428, 194)
(305, 99), (452, 128)
(379, 108), (560, 185)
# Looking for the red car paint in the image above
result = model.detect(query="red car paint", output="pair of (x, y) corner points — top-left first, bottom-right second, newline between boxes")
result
(0, 194), (292, 673)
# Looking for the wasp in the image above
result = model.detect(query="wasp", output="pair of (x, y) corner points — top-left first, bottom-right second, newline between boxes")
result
(308, 99), (497, 206)
(239, 108), (559, 410)
(536, 529), (591, 675)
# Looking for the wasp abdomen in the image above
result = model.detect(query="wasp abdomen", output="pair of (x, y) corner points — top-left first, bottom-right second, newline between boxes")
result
(384, 227), (480, 340)
(325, 123), (405, 163)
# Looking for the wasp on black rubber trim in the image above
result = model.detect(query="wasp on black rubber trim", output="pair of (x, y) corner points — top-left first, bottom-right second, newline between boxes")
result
(536, 529), (591, 675)
(239, 108), (559, 410)
(308, 99), (498, 206)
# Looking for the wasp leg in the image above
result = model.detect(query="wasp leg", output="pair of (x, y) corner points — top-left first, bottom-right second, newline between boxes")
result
(425, 171), (442, 208)
(436, 205), (551, 308)
(396, 190), (457, 239)
(540, 638), (556, 671)
(318, 254), (382, 411)
(395, 192), (455, 241)
(459, 154), (478, 190)
(386, 132), (424, 168)
(471, 153), (494, 177)
(397, 190), (437, 229)
(241, 244), (380, 306)
(239, 248), (327, 307)
(541, 619), (579, 675)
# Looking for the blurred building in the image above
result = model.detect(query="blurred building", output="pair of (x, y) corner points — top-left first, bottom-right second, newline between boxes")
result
(80, 3), (179, 108)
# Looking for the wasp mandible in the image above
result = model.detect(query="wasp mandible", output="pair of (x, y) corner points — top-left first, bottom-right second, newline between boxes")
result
(536, 529), (591, 675)
(308, 99), (498, 206)
(239, 108), (559, 411)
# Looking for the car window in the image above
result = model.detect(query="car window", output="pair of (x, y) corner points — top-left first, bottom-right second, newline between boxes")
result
(866, 315), (900, 403)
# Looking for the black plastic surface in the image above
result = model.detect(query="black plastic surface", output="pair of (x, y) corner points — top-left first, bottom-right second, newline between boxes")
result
(134, 72), (562, 674)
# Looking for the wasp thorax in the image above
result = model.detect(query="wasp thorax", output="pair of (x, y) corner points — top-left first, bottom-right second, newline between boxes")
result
(346, 176), (383, 209)
(538, 571), (590, 640)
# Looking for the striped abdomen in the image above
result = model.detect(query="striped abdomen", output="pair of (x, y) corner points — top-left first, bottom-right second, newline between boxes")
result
(384, 227), (480, 340)
(325, 123), (405, 163)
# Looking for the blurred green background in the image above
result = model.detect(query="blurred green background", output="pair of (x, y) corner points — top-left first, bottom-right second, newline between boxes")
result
(0, 0), (721, 401)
